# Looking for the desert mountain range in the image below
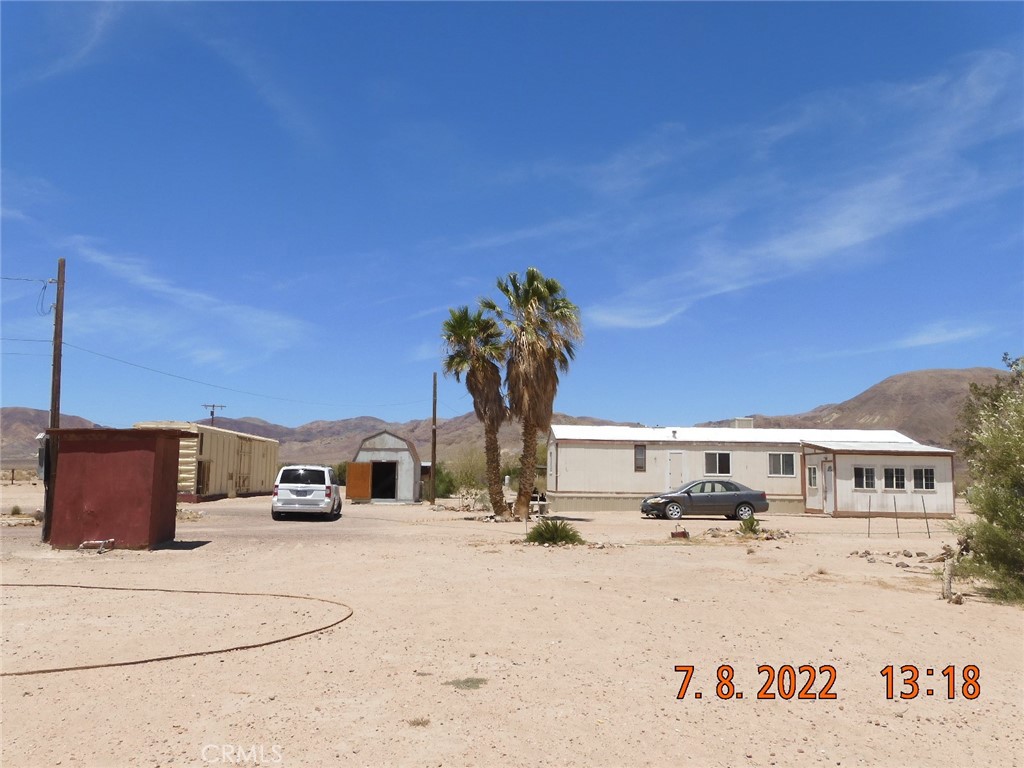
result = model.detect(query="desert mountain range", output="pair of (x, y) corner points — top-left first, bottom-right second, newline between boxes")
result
(0, 367), (1007, 469)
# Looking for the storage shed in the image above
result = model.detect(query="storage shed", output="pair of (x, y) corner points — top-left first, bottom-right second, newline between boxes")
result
(133, 421), (279, 501)
(546, 424), (955, 517)
(44, 428), (188, 549)
(347, 431), (421, 503)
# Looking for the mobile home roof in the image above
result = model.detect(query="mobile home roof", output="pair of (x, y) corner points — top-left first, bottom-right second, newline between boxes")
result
(549, 424), (921, 446)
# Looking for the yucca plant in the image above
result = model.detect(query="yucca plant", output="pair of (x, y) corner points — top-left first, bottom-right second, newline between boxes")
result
(526, 518), (585, 545)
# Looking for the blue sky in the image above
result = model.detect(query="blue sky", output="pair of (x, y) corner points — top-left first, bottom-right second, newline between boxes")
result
(2, 2), (1022, 430)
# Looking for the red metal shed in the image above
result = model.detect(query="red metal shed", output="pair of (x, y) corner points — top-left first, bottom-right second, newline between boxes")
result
(45, 428), (189, 550)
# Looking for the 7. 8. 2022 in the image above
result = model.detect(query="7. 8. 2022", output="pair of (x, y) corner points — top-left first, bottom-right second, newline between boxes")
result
(674, 664), (838, 701)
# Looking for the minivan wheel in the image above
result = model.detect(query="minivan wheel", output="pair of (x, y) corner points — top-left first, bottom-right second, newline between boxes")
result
(272, 511), (284, 521)
(735, 503), (755, 520)
(665, 502), (684, 520)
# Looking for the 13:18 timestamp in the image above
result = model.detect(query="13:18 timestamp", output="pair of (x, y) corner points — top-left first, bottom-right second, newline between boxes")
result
(880, 665), (981, 700)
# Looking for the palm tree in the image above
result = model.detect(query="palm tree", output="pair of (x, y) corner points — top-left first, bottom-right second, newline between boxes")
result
(482, 267), (582, 518)
(441, 306), (509, 517)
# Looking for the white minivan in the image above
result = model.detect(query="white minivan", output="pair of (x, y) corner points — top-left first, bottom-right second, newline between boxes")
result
(271, 465), (342, 520)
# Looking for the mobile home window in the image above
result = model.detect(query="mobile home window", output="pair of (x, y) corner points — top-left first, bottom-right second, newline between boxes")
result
(634, 445), (646, 473)
(807, 466), (818, 488)
(768, 453), (796, 477)
(913, 468), (935, 490)
(854, 467), (876, 489)
(704, 452), (731, 475)
(884, 467), (906, 490)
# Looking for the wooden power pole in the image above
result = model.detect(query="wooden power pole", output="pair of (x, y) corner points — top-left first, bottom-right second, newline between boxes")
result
(430, 372), (437, 504)
(202, 404), (226, 425)
(48, 258), (66, 430)
(43, 257), (66, 543)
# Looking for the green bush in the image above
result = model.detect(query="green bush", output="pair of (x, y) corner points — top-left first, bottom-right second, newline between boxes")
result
(433, 463), (457, 498)
(333, 462), (347, 484)
(11, 505), (22, 516)
(738, 516), (761, 536)
(955, 355), (1024, 602)
(525, 519), (584, 546)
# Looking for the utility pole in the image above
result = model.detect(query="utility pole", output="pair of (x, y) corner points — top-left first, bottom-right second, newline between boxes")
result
(48, 258), (66, 430)
(202, 404), (225, 425)
(430, 372), (437, 504)
(42, 257), (66, 543)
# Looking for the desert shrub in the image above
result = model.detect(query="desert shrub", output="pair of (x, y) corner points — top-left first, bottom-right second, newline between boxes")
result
(953, 355), (1024, 601)
(11, 505), (22, 516)
(525, 519), (584, 546)
(333, 462), (347, 484)
(738, 516), (761, 536)
(433, 463), (457, 498)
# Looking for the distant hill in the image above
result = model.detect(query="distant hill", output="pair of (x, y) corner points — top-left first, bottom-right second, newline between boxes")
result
(1, 367), (1007, 468)
(0, 408), (101, 465)
(695, 367), (1007, 450)
(202, 412), (635, 467)
(0, 407), (632, 468)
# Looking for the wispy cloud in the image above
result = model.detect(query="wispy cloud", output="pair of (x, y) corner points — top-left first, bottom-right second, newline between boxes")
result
(64, 236), (311, 369)
(446, 51), (1022, 331)
(200, 36), (322, 149)
(17, 3), (122, 86)
(803, 320), (992, 360)
(410, 340), (440, 363)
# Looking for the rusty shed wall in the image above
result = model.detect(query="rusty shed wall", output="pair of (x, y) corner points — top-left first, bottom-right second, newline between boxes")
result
(47, 429), (183, 549)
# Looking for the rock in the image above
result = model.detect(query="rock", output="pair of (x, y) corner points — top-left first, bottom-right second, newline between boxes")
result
(902, 550), (914, 558)
(915, 551), (928, 557)
(867, 557), (876, 563)
(895, 561), (910, 568)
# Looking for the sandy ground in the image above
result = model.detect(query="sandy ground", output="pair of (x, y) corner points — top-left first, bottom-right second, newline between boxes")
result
(0, 481), (1021, 768)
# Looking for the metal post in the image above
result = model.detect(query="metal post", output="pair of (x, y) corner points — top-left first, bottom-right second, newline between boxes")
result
(867, 496), (871, 538)
(430, 372), (437, 504)
(922, 496), (931, 539)
(893, 495), (900, 539)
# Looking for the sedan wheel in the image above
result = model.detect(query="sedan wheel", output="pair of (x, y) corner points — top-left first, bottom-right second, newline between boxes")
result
(665, 502), (684, 520)
(735, 503), (755, 520)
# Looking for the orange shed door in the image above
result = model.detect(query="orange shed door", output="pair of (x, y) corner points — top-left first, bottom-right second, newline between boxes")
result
(346, 462), (372, 502)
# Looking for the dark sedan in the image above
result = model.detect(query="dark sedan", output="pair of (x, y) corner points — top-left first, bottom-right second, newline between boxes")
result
(641, 480), (769, 520)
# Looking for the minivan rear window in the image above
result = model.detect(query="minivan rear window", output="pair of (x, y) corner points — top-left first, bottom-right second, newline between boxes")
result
(280, 468), (326, 484)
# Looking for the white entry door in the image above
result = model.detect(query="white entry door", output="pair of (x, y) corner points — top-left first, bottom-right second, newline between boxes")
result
(668, 452), (684, 487)
(822, 460), (835, 516)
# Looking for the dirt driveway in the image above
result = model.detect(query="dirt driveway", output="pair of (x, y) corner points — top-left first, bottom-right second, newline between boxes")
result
(1, 485), (1021, 767)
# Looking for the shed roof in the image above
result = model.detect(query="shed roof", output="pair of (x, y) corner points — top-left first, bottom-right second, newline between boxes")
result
(549, 424), (918, 446)
(353, 430), (422, 464)
(801, 440), (953, 455)
(132, 421), (279, 444)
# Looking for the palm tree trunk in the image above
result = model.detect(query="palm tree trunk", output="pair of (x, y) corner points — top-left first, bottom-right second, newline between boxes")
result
(484, 423), (507, 518)
(514, 421), (538, 518)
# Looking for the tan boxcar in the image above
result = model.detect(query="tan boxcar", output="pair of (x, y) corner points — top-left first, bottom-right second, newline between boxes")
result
(133, 421), (279, 501)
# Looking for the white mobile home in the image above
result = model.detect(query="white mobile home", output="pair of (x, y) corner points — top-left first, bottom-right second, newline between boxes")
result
(133, 421), (279, 501)
(546, 424), (954, 517)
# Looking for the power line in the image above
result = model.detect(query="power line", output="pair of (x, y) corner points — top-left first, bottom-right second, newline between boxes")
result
(60, 341), (435, 410)
(62, 342), (331, 405)
(0, 277), (53, 316)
